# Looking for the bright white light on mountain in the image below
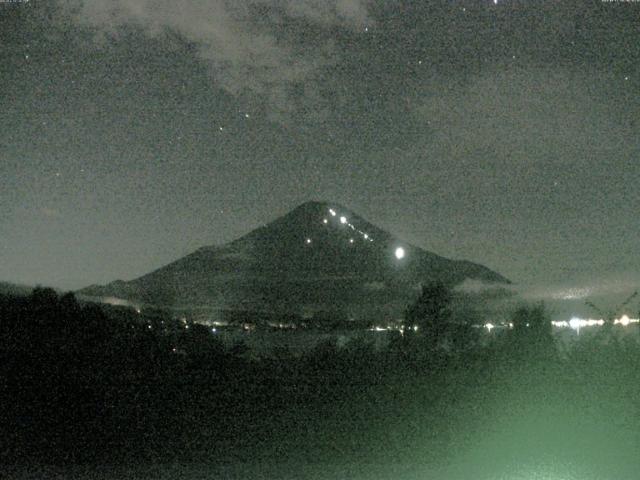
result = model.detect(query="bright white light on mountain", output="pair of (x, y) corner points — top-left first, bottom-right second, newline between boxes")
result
(349, 238), (354, 243)
(395, 247), (405, 259)
(306, 238), (312, 244)
(363, 233), (369, 239)
(323, 218), (328, 224)
(329, 209), (336, 216)
(485, 322), (494, 332)
(340, 216), (347, 224)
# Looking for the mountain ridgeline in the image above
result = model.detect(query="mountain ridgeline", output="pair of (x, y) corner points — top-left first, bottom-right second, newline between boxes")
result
(79, 201), (509, 320)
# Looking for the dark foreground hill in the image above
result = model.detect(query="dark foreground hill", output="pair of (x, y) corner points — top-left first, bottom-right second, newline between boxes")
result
(79, 201), (509, 320)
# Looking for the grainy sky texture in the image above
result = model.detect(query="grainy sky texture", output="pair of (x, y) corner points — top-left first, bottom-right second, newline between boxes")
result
(1, 0), (639, 313)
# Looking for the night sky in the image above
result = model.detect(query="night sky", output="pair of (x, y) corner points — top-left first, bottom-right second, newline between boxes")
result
(1, 1), (639, 312)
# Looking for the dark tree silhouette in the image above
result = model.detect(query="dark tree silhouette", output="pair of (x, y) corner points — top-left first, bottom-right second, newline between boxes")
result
(511, 302), (552, 338)
(405, 281), (453, 346)
(508, 302), (555, 360)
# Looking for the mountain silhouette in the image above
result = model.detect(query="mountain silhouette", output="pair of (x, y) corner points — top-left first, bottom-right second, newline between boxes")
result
(79, 201), (509, 321)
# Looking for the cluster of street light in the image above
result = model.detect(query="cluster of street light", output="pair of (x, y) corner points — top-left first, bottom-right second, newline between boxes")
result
(479, 315), (640, 334)
(552, 315), (639, 332)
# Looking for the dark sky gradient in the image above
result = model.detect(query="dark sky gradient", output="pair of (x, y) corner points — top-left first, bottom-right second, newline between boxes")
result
(1, 0), (639, 313)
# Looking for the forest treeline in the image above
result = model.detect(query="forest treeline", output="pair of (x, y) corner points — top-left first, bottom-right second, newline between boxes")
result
(1, 286), (639, 467)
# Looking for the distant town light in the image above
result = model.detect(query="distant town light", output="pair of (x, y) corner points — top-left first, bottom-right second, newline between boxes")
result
(306, 238), (312, 244)
(395, 247), (405, 259)
(349, 238), (354, 243)
(323, 218), (328, 224)
(329, 209), (336, 216)
(569, 317), (582, 332)
(485, 322), (494, 332)
(340, 216), (347, 224)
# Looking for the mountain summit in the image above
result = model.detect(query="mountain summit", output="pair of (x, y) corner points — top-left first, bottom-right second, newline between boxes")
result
(79, 201), (509, 320)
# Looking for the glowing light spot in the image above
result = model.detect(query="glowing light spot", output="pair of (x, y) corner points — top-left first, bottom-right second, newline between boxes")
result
(619, 315), (630, 326)
(323, 218), (328, 224)
(485, 323), (494, 332)
(329, 209), (336, 216)
(569, 317), (582, 332)
(349, 238), (354, 243)
(340, 216), (347, 224)
(395, 247), (405, 259)
(306, 238), (312, 244)
(363, 233), (369, 239)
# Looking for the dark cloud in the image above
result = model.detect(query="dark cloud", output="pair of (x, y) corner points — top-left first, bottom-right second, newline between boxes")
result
(59, 0), (372, 113)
